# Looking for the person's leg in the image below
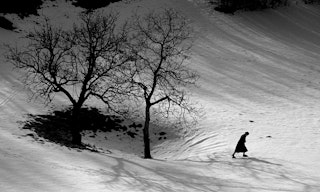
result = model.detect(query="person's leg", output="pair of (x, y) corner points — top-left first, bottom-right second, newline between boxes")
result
(232, 152), (236, 158)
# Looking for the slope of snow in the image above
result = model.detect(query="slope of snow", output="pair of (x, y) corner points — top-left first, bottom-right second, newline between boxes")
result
(1, 0), (320, 191)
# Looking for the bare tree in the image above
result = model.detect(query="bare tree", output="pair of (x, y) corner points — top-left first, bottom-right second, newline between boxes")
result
(6, 11), (131, 145)
(128, 9), (199, 159)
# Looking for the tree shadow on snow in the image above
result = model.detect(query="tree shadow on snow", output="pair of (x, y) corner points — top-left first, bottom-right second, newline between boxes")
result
(19, 107), (130, 151)
(238, 157), (282, 166)
(204, 155), (320, 191)
(93, 155), (320, 192)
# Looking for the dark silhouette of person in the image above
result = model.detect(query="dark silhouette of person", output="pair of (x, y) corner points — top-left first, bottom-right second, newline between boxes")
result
(232, 132), (249, 158)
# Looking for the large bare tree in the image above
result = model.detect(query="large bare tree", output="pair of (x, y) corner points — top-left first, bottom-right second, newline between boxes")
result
(6, 11), (131, 145)
(128, 9), (199, 159)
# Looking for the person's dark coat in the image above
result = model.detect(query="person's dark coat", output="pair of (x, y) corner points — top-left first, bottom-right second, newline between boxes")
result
(234, 133), (248, 152)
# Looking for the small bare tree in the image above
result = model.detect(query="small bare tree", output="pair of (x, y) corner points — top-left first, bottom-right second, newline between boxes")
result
(128, 9), (199, 159)
(6, 11), (131, 145)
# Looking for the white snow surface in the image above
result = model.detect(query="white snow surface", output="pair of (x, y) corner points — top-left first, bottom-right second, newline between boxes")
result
(1, 0), (320, 191)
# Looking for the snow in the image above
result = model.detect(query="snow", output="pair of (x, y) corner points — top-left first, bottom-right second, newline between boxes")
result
(1, 0), (320, 191)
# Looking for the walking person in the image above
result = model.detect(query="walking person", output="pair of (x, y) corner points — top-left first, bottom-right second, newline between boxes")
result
(232, 132), (249, 158)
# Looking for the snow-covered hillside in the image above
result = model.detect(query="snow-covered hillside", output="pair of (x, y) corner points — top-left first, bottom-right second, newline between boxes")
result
(1, 0), (320, 191)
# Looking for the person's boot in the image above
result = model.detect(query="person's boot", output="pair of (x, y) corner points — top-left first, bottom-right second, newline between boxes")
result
(243, 154), (248, 157)
(232, 154), (235, 158)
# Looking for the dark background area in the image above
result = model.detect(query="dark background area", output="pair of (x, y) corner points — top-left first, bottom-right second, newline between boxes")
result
(0, 0), (122, 17)
(0, 0), (122, 31)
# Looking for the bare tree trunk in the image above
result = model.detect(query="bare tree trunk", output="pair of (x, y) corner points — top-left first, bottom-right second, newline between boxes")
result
(143, 104), (152, 159)
(71, 104), (82, 145)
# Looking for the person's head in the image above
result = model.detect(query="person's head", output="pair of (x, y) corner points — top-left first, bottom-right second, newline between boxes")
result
(245, 132), (249, 136)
